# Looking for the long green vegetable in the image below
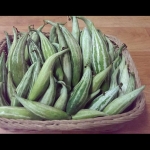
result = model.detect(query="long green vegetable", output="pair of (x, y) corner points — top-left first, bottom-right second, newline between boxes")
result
(0, 16), (146, 122)
(28, 48), (69, 101)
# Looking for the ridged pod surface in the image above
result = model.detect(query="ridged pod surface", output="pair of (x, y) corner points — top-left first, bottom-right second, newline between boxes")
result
(66, 66), (92, 115)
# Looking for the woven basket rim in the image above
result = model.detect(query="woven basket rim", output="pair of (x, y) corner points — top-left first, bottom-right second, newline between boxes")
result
(0, 33), (146, 133)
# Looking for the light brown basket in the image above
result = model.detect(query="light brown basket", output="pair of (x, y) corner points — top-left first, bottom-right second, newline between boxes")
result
(0, 33), (146, 134)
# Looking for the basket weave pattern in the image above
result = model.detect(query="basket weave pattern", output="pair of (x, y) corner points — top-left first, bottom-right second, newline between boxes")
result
(0, 34), (146, 133)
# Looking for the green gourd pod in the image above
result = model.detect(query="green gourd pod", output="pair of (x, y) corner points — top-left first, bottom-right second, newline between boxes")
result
(54, 81), (68, 111)
(66, 66), (92, 115)
(103, 85), (145, 115)
(15, 94), (71, 120)
(40, 71), (56, 106)
(28, 49), (69, 101)
(10, 32), (28, 86)
(88, 85), (120, 111)
(72, 109), (107, 120)
(0, 106), (43, 120)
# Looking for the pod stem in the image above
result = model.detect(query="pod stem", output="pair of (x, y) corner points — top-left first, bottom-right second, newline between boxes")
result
(119, 82), (123, 90)
(44, 20), (67, 27)
(68, 16), (72, 21)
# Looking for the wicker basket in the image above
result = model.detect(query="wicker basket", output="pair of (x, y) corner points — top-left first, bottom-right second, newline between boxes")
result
(0, 33), (146, 134)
